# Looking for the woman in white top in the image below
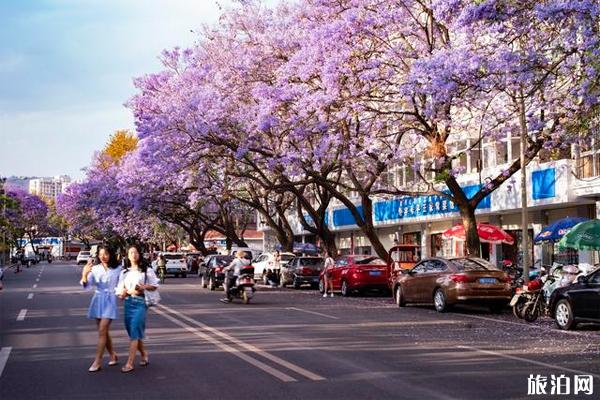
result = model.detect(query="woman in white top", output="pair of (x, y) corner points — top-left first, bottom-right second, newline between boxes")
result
(116, 244), (159, 373)
(80, 245), (121, 372)
(322, 250), (335, 298)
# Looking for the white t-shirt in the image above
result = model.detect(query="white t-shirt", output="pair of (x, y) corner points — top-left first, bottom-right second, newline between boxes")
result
(116, 267), (159, 295)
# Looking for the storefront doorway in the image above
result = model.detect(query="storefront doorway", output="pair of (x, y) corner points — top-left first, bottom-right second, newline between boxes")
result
(501, 229), (534, 266)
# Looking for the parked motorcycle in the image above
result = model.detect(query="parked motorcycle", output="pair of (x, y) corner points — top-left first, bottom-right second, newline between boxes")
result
(224, 266), (256, 304)
(512, 265), (565, 322)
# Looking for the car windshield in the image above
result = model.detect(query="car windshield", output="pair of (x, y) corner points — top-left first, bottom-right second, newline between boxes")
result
(281, 254), (295, 261)
(299, 258), (323, 266)
(451, 258), (494, 271)
(80, 252), (90, 256)
(164, 255), (184, 260)
(353, 256), (386, 265)
(215, 257), (235, 265)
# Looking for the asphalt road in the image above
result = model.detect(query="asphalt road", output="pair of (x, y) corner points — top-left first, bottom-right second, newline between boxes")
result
(1, 262), (599, 400)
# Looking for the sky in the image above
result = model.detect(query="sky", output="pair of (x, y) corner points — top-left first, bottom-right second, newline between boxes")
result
(0, 0), (274, 180)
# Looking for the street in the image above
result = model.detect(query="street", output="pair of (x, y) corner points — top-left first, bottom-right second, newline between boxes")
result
(1, 262), (599, 400)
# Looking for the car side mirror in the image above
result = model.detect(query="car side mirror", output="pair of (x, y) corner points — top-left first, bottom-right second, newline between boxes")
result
(577, 275), (588, 284)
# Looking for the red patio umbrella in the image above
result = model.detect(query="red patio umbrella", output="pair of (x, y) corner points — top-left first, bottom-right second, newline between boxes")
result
(442, 223), (515, 245)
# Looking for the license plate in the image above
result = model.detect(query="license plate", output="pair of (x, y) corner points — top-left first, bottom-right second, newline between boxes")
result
(479, 278), (497, 284)
(369, 271), (382, 276)
(509, 295), (520, 306)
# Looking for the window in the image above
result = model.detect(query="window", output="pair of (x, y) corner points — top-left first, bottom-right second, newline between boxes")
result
(412, 263), (427, 274)
(336, 258), (349, 267)
(430, 260), (448, 272)
(353, 256), (386, 265)
(299, 258), (323, 266)
(450, 258), (494, 271)
(589, 271), (600, 284)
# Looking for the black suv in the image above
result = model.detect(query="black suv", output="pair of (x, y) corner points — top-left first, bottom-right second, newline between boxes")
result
(200, 255), (234, 291)
(549, 268), (600, 330)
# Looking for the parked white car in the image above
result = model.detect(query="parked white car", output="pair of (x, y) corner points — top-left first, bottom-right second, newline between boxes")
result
(152, 252), (189, 278)
(76, 251), (92, 265)
(251, 252), (295, 281)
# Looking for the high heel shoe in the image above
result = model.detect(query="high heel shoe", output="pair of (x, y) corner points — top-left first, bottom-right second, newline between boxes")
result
(121, 364), (134, 373)
(108, 355), (119, 366)
(88, 363), (102, 372)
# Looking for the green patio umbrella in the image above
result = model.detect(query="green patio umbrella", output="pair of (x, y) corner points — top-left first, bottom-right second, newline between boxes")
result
(557, 220), (600, 250)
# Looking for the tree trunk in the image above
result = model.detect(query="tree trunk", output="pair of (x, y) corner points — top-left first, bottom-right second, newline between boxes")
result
(359, 196), (389, 260)
(459, 203), (481, 257)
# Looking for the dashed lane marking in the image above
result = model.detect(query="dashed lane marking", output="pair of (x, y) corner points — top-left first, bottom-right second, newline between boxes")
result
(286, 307), (339, 320)
(0, 347), (12, 378)
(32, 284), (37, 289)
(16, 309), (27, 321)
(27, 293), (34, 300)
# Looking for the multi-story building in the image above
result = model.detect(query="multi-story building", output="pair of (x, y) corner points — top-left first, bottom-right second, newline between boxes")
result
(261, 123), (600, 268)
(28, 175), (72, 199)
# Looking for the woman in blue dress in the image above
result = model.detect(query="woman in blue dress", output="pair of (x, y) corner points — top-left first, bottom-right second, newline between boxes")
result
(116, 244), (159, 373)
(80, 245), (121, 372)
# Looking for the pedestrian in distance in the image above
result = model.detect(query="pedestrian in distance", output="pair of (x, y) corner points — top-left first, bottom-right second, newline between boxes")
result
(79, 245), (121, 372)
(322, 250), (335, 298)
(116, 244), (159, 373)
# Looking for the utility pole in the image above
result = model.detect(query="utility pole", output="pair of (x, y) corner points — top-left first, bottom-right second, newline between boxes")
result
(519, 95), (530, 283)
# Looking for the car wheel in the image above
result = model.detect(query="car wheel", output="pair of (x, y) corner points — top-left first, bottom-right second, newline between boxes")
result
(395, 286), (406, 307)
(554, 299), (576, 330)
(182, 273), (187, 278)
(433, 288), (450, 313)
(208, 275), (215, 291)
(341, 280), (351, 297)
(318, 279), (324, 294)
(174, 273), (179, 278)
(293, 279), (301, 290)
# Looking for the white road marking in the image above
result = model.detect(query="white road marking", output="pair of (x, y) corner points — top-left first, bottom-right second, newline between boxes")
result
(16, 309), (27, 321)
(0, 347), (12, 378)
(35, 278), (39, 282)
(32, 284), (37, 289)
(27, 293), (34, 300)
(458, 345), (600, 379)
(152, 307), (297, 382)
(158, 304), (325, 381)
(286, 307), (339, 320)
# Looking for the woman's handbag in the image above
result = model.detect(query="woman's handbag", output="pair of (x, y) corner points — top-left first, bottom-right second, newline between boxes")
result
(144, 272), (161, 307)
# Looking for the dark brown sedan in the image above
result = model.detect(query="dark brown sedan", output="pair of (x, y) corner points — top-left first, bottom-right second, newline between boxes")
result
(391, 257), (511, 313)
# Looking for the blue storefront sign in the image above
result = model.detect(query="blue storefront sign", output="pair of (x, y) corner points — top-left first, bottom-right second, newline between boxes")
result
(330, 185), (490, 227)
(373, 184), (490, 223)
(332, 206), (365, 227)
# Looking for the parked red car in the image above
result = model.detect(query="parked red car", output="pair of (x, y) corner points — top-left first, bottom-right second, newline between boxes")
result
(319, 255), (389, 296)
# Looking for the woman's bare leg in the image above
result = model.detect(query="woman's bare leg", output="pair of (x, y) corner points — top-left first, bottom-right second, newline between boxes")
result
(137, 339), (147, 359)
(125, 339), (138, 369)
